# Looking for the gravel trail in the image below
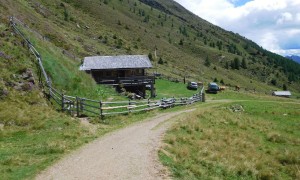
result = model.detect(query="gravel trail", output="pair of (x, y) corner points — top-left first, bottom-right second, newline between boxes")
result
(36, 109), (194, 180)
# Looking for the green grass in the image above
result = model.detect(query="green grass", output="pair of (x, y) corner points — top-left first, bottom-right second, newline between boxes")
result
(0, 21), (125, 179)
(153, 79), (201, 99)
(160, 92), (300, 179)
(0, 90), (166, 179)
(0, 91), (95, 179)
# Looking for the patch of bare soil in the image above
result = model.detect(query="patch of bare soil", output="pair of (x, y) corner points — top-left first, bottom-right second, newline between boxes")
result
(36, 109), (194, 180)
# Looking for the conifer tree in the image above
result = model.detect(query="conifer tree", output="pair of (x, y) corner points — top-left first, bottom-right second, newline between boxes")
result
(204, 56), (211, 67)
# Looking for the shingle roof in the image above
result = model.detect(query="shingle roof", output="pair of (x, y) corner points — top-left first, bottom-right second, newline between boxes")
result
(79, 55), (152, 70)
(272, 91), (291, 96)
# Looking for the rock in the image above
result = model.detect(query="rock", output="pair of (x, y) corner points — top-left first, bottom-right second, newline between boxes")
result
(0, 51), (11, 59)
(28, 77), (35, 84)
(0, 123), (4, 131)
(11, 74), (18, 79)
(5, 81), (15, 87)
(22, 68), (34, 80)
(76, 36), (83, 42)
(21, 82), (35, 91)
(0, 88), (9, 98)
(229, 104), (244, 112)
(13, 82), (23, 91)
(13, 82), (34, 91)
(0, 32), (6, 37)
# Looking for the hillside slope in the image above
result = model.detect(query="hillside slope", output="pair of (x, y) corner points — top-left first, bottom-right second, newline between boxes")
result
(1, 0), (299, 95)
(286, 55), (300, 64)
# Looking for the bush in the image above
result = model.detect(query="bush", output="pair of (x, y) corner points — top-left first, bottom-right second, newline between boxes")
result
(158, 57), (164, 64)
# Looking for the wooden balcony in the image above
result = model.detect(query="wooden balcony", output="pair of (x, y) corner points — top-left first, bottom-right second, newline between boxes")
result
(96, 76), (155, 86)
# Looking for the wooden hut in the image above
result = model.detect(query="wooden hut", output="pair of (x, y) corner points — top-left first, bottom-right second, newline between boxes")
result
(80, 55), (155, 97)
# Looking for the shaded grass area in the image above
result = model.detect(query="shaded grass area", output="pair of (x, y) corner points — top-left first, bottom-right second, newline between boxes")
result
(160, 97), (300, 179)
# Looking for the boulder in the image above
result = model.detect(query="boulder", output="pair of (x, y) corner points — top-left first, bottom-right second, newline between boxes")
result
(0, 51), (11, 59)
(13, 82), (35, 91)
(21, 82), (35, 91)
(0, 88), (9, 98)
(229, 104), (244, 112)
(22, 68), (34, 80)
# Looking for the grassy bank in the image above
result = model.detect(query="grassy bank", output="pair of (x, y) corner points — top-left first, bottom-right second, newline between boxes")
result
(160, 93), (300, 179)
(0, 76), (203, 179)
(0, 98), (166, 180)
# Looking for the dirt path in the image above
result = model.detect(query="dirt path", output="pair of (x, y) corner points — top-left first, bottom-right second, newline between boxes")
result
(36, 109), (195, 180)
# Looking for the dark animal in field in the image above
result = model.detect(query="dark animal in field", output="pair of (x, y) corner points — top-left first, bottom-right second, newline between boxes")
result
(219, 86), (226, 91)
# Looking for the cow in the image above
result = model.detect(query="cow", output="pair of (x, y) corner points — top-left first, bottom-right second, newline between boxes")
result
(219, 86), (226, 91)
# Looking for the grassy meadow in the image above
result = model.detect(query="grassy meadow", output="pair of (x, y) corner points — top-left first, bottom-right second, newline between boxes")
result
(0, 97), (165, 180)
(160, 92), (300, 179)
(0, 67), (197, 179)
(153, 79), (201, 99)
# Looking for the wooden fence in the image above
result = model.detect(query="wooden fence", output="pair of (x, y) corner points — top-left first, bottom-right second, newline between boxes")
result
(10, 16), (205, 119)
(48, 85), (204, 118)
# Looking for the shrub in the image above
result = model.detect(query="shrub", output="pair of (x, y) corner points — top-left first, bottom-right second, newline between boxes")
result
(158, 57), (164, 64)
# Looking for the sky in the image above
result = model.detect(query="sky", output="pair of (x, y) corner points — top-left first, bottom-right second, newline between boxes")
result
(174, 0), (300, 57)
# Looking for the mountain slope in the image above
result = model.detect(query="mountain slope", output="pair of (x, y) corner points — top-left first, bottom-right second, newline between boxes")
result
(1, 0), (299, 94)
(286, 55), (300, 64)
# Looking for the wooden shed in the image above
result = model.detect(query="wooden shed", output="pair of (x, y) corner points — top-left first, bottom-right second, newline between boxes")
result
(80, 55), (155, 97)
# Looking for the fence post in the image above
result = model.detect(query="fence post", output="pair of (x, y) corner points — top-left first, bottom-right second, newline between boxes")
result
(10, 16), (13, 24)
(80, 98), (85, 112)
(100, 100), (103, 120)
(61, 93), (65, 111)
(202, 92), (205, 102)
(76, 96), (80, 117)
(128, 100), (131, 113)
(48, 82), (52, 101)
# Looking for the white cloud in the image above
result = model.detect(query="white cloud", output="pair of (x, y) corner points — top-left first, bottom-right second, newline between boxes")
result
(260, 32), (280, 52)
(174, 0), (300, 56)
(296, 13), (300, 22)
(277, 12), (293, 25)
(274, 49), (300, 56)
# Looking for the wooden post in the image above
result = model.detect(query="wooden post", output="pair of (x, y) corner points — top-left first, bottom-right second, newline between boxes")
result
(61, 93), (65, 111)
(128, 100), (131, 113)
(202, 93), (205, 102)
(76, 96), (80, 117)
(100, 100), (103, 120)
(10, 16), (13, 24)
(80, 98), (84, 111)
(48, 83), (52, 101)
(150, 83), (155, 98)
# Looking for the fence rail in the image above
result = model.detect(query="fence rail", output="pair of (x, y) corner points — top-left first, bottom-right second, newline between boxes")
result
(10, 16), (205, 120)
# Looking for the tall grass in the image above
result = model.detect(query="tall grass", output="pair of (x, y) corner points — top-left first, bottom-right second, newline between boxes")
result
(160, 99), (300, 179)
